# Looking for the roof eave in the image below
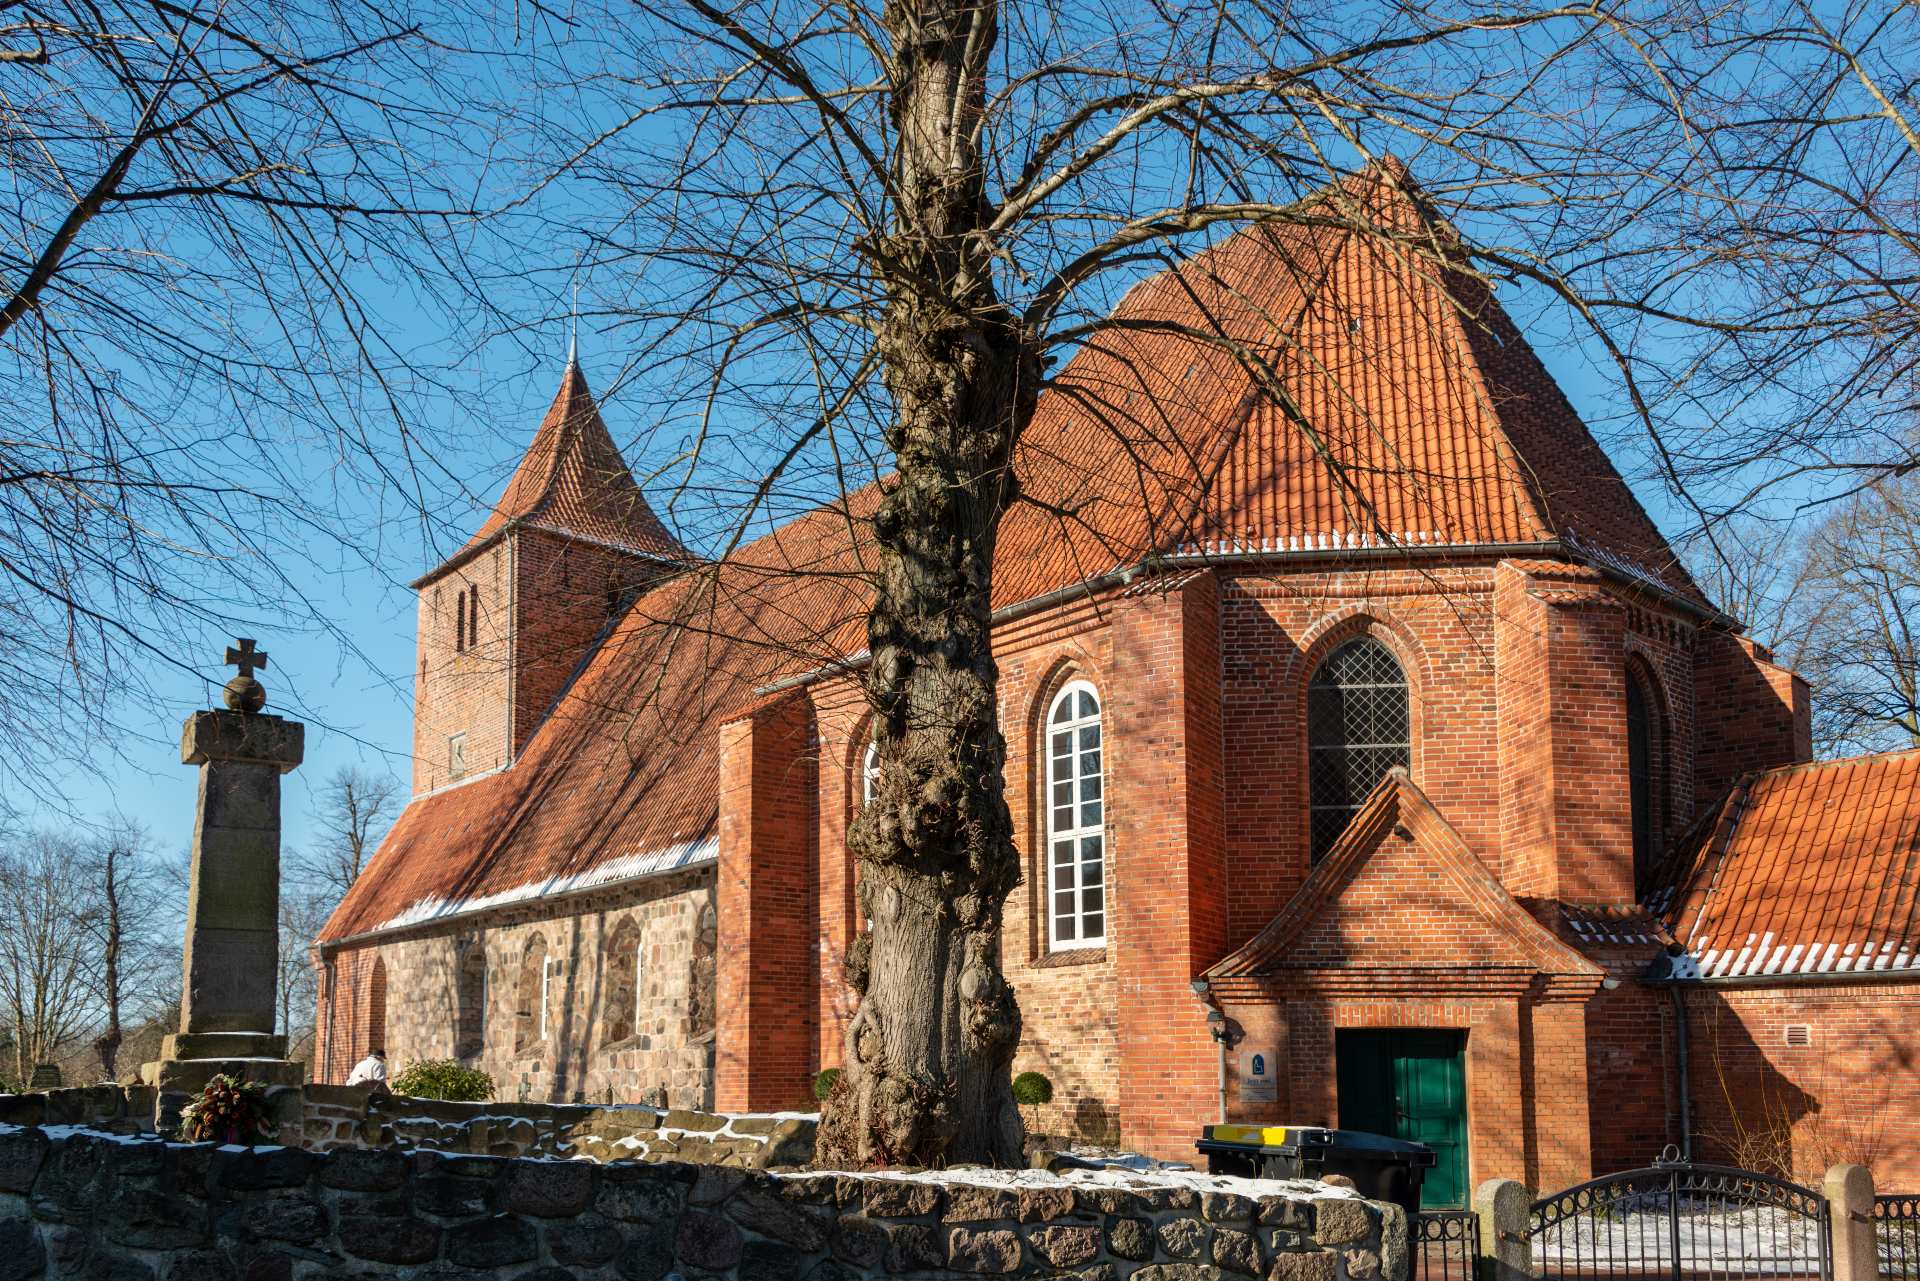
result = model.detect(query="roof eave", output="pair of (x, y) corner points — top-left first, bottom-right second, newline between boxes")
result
(411, 519), (693, 589)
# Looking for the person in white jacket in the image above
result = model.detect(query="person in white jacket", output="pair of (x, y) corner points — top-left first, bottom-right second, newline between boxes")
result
(345, 1048), (388, 1092)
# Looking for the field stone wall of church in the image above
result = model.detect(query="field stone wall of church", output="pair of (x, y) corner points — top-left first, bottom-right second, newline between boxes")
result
(0, 1127), (1402, 1281)
(320, 870), (715, 1109)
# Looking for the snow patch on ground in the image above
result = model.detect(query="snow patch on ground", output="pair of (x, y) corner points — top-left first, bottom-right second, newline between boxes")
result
(784, 1161), (1360, 1200)
(1534, 1205), (1825, 1271)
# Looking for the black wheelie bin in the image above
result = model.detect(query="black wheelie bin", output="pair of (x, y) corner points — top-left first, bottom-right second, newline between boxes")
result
(1195, 1124), (1436, 1217)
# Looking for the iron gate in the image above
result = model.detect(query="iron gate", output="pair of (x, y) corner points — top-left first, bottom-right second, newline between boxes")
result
(1414, 1209), (1480, 1281)
(1529, 1158), (1831, 1281)
(1876, 1195), (1920, 1278)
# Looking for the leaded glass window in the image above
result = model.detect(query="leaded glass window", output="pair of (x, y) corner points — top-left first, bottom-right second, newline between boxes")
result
(1046, 681), (1105, 950)
(1308, 637), (1410, 861)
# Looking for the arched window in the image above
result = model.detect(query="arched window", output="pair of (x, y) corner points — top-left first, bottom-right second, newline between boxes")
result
(1046, 681), (1105, 951)
(467, 585), (481, 643)
(603, 917), (643, 1045)
(688, 903), (717, 1039)
(454, 588), (466, 652)
(454, 944), (486, 1060)
(366, 957), (388, 1058)
(516, 934), (550, 1053)
(1308, 636), (1411, 862)
(861, 742), (880, 805)
(1626, 664), (1667, 899)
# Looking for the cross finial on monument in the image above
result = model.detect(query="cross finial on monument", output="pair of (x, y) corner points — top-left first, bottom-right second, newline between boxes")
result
(222, 637), (268, 713)
(225, 638), (267, 679)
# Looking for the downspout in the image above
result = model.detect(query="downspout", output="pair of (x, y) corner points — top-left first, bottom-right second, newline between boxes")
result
(319, 953), (336, 1084)
(1669, 983), (1692, 1161)
(1192, 980), (1229, 1124)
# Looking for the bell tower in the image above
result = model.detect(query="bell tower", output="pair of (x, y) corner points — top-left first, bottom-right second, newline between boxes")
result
(410, 359), (687, 795)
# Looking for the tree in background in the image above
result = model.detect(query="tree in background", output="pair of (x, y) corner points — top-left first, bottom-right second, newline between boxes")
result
(282, 765), (400, 1058)
(79, 826), (174, 1079)
(277, 888), (332, 1055)
(0, 828), (177, 1083)
(1788, 480), (1920, 754)
(0, 836), (98, 1081)
(300, 768), (402, 905)
(1683, 477), (1920, 759)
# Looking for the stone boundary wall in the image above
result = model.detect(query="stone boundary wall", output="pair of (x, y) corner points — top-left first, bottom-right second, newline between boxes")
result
(0, 1124), (1402, 1281)
(303, 1087), (815, 1168)
(0, 1087), (816, 1170)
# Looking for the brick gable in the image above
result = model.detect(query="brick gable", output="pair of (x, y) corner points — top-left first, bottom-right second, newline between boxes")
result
(1206, 768), (1601, 990)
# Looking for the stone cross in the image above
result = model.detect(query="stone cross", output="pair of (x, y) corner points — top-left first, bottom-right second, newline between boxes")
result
(225, 638), (267, 678)
(144, 638), (305, 1115)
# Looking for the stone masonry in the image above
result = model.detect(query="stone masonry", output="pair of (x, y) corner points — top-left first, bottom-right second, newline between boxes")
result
(0, 1121), (1401, 1281)
(145, 649), (305, 1120)
(318, 872), (715, 1109)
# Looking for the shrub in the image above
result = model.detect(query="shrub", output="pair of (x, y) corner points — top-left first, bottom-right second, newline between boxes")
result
(1011, 1071), (1053, 1107)
(180, 1073), (275, 1145)
(390, 1059), (494, 1102)
(813, 1067), (841, 1101)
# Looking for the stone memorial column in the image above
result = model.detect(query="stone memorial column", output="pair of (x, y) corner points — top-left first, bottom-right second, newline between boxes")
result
(145, 639), (306, 1109)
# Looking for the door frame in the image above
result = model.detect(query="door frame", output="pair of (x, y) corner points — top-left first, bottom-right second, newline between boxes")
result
(1332, 1025), (1471, 1209)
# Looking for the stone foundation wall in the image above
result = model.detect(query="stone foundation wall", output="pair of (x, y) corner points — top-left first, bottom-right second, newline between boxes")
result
(319, 871), (716, 1108)
(0, 1124), (1402, 1281)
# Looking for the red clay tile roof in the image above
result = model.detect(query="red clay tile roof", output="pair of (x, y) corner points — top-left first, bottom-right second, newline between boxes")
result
(426, 362), (687, 581)
(1650, 749), (1920, 978)
(321, 163), (1703, 945)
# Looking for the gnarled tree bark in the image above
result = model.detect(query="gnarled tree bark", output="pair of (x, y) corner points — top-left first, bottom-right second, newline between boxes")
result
(814, 0), (1038, 1169)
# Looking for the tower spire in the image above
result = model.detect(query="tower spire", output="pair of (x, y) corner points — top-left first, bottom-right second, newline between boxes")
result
(567, 280), (579, 367)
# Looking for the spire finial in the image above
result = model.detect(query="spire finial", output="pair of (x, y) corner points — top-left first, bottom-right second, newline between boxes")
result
(567, 279), (579, 367)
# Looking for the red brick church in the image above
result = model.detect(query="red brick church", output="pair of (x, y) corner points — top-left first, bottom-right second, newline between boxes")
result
(316, 165), (1920, 1199)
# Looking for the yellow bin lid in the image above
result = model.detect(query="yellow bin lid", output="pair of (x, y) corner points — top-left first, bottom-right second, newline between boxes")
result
(1202, 1124), (1293, 1145)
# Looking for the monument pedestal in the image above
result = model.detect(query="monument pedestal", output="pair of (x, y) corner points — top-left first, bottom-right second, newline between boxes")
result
(143, 686), (306, 1129)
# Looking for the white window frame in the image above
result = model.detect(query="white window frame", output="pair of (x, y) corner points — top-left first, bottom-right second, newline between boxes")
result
(1045, 680), (1106, 951)
(856, 742), (881, 931)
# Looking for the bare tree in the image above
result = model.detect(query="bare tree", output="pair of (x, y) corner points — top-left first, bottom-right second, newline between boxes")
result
(1580, 2), (1920, 527)
(300, 768), (402, 905)
(0, 0), (486, 815)
(495, 0), (1778, 1166)
(1780, 479), (1920, 755)
(0, 835), (106, 1081)
(278, 886), (330, 1045)
(79, 825), (173, 1079)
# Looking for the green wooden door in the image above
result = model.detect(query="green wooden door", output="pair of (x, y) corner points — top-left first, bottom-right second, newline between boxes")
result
(1334, 1029), (1468, 1209)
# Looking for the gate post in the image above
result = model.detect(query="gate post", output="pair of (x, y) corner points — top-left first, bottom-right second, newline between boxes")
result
(1825, 1164), (1875, 1281)
(1475, 1179), (1534, 1281)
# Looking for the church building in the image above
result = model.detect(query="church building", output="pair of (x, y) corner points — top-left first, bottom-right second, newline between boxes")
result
(315, 164), (1920, 1198)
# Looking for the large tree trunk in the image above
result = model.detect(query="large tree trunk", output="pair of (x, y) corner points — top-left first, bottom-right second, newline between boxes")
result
(814, 0), (1038, 1168)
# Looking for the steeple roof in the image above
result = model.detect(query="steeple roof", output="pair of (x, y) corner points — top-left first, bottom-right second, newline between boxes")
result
(421, 361), (685, 583)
